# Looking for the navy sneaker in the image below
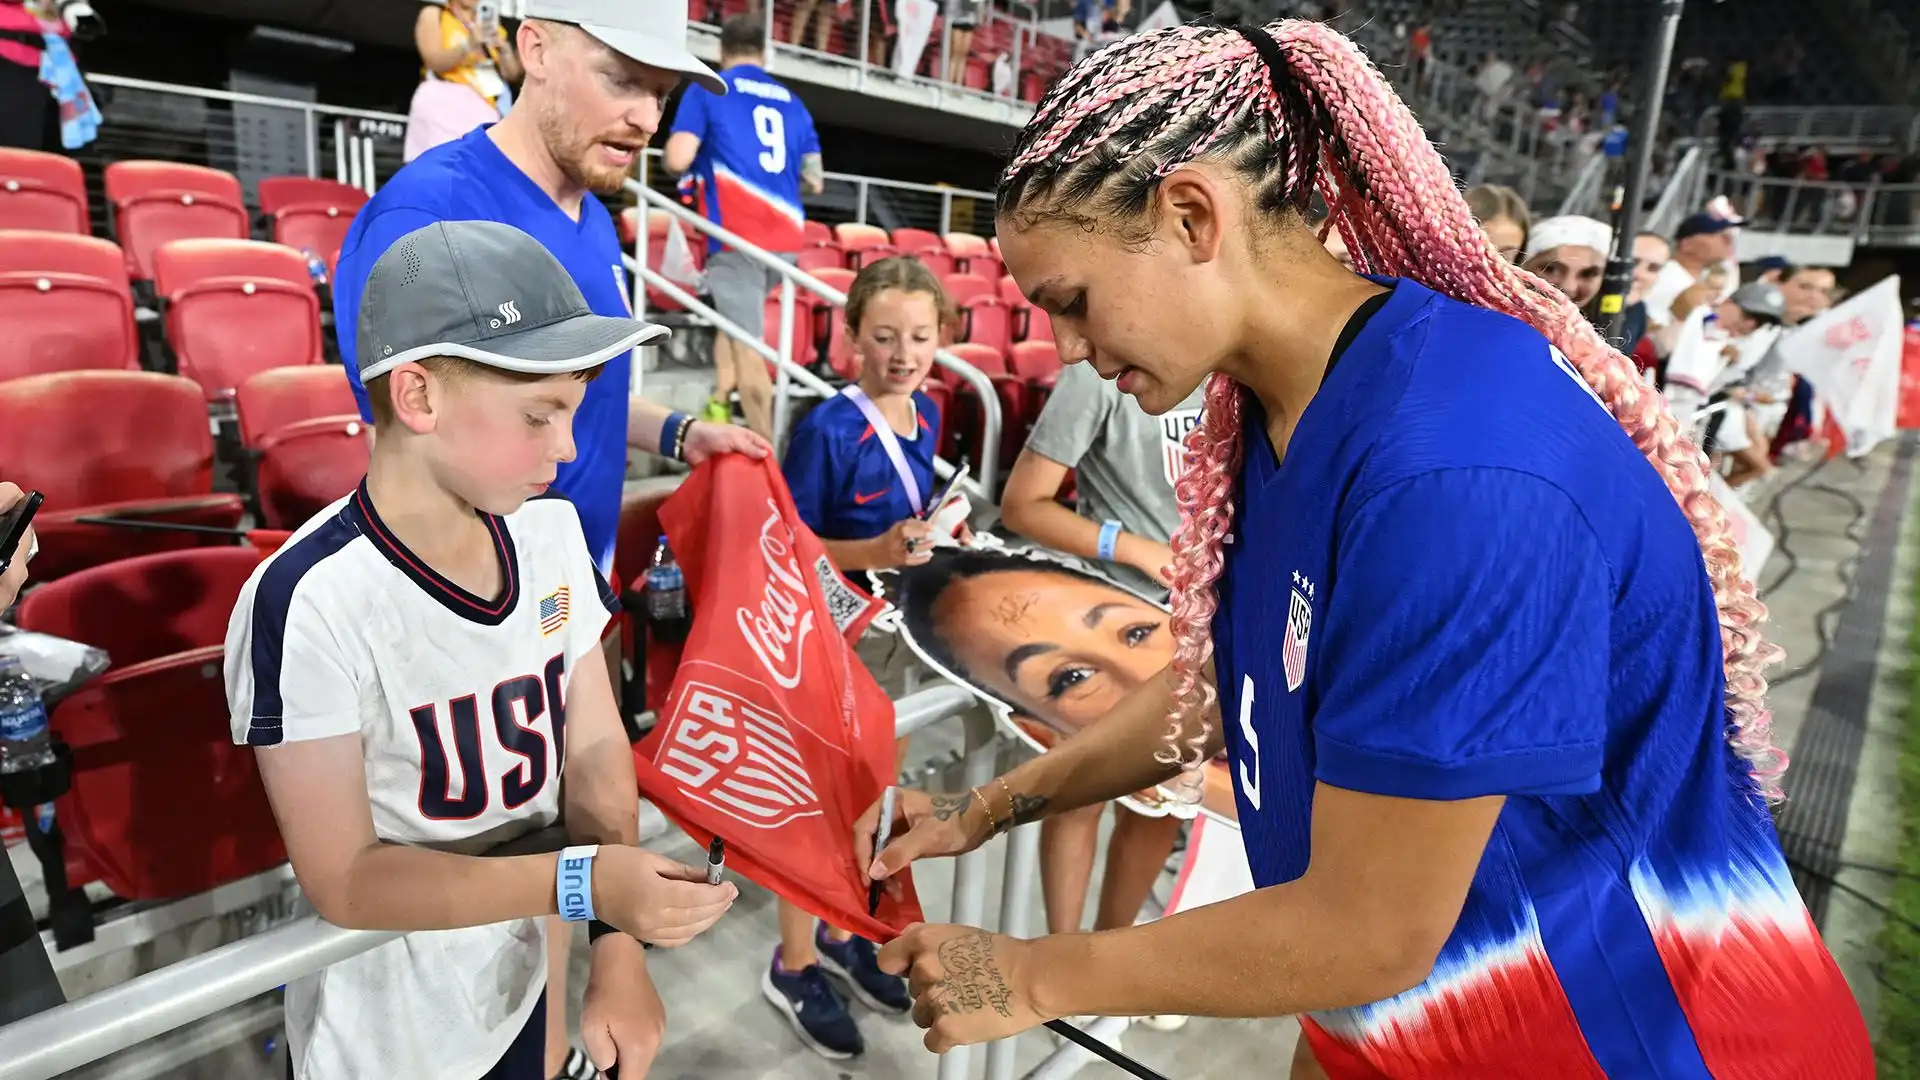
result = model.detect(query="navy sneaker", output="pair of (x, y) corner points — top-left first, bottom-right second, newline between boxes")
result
(815, 924), (912, 1014)
(762, 947), (865, 1059)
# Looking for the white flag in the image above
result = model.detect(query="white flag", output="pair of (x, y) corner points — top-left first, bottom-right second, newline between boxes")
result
(660, 217), (704, 291)
(893, 0), (939, 77)
(1708, 473), (1774, 589)
(1775, 276), (1906, 459)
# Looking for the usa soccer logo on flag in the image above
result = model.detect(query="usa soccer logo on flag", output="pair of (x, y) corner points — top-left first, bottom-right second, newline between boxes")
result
(539, 587), (570, 636)
(1283, 572), (1314, 692)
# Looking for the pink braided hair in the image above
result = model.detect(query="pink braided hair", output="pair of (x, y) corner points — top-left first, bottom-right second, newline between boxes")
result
(997, 20), (1789, 802)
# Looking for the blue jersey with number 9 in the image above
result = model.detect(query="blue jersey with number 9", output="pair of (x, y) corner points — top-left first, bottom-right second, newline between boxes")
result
(671, 64), (820, 255)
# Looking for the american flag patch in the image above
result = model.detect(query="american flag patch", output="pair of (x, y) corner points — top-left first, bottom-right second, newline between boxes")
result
(539, 587), (570, 636)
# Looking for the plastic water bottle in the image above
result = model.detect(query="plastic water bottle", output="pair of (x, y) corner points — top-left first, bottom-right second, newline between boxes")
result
(0, 655), (54, 775)
(645, 540), (691, 645)
(301, 248), (329, 289)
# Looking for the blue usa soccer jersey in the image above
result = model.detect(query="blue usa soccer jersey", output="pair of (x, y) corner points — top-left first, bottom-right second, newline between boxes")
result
(1211, 278), (1870, 1078)
(671, 64), (819, 255)
(782, 390), (939, 541)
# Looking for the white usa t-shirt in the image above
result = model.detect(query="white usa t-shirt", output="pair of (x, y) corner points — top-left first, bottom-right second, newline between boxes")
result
(225, 484), (617, 1080)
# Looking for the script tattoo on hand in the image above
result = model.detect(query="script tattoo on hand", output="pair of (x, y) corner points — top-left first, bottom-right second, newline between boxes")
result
(927, 793), (970, 823)
(928, 933), (1015, 1019)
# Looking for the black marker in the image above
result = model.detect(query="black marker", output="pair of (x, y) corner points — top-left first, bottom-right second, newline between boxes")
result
(706, 836), (726, 885)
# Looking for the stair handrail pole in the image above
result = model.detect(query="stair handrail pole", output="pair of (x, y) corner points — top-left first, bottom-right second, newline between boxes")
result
(1599, 0), (1684, 345)
(625, 180), (1003, 492)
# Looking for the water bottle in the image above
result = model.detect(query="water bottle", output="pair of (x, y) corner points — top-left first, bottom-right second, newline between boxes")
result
(645, 540), (691, 645)
(301, 248), (329, 289)
(0, 655), (54, 776)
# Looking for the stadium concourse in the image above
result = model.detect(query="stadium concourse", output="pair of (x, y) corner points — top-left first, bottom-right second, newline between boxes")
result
(5, 0), (1920, 1078)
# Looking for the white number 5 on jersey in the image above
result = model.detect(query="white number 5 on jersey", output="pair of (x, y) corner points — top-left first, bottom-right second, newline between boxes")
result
(1237, 674), (1261, 811)
(753, 105), (786, 174)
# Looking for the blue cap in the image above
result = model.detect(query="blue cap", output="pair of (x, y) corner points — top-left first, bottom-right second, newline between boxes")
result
(1675, 212), (1744, 240)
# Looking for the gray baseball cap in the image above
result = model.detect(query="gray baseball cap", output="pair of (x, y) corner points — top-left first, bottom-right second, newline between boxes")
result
(357, 220), (666, 381)
(1729, 281), (1786, 324)
(522, 0), (725, 95)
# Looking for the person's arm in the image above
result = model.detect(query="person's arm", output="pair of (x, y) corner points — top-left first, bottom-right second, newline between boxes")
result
(414, 5), (478, 73)
(491, 29), (523, 83)
(334, 205), (448, 423)
(0, 482), (35, 610)
(798, 113), (825, 196)
(1000, 450), (1170, 587)
(628, 399), (770, 463)
(663, 87), (710, 177)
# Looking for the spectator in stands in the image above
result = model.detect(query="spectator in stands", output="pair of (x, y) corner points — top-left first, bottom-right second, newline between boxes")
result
(1522, 214), (1609, 309)
(997, 349), (1198, 1023)
(1763, 265), (1838, 459)
(329, 10), (768, 1077)
(787, 0), (840, 53)
(1620, 231), (1670, 358)
(1750, 254), (1790, 286)
(0, 482), (34, 609)
(1697, 282), (1786, 488)
(0, 0), (95, 152)
(946, 0), (985, 85)
(406, 1), (523, 162)
(1464, 183), (1529, 263)
(665, 15), (825, 440)
(771, 256), (959, 1058)
(1644, 211), (1741, 333)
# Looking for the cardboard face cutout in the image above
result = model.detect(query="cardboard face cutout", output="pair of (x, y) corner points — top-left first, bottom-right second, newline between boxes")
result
(868, 543), (1236, 821)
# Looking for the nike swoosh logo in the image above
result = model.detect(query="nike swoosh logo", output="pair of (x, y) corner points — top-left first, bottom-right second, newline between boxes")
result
(853, 489), (890, 505)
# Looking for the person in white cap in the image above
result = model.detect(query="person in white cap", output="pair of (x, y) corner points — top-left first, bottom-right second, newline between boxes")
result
(329, 7), (770, 1077)
(1520, 214), (1611, 309)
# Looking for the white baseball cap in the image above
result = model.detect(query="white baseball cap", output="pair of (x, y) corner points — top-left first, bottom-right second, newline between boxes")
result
(521, 0), (725, 95)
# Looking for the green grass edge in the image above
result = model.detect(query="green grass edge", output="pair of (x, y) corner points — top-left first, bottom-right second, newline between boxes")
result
(1876, 548), (1920, 1072)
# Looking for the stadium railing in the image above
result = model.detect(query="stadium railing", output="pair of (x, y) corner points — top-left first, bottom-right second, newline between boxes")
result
(1696, 104), (1920, 151)
(0, 683), (1052, 1080)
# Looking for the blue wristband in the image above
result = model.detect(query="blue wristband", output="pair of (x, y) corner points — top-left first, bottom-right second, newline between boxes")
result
(557, 844), (599, 922)
(1097, 520), (1122, 562)
(660, 411), (691, 462)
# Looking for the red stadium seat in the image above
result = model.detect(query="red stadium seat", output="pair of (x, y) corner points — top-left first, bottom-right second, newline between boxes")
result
(891, 228), (944, 253)
(795, 243), (845, 272)
(153, 239), (324, 398)
(908, 249), (956, 278)
(256, 177), (368, 216)
(834, 223), (895, 269)
(958, 294), (1013, 354)
(945, 234), (1001, 280)
(104, 161), (250, 283)
(763, 286), (821, 371)
(942, 343), (1028, 469)
(943, 273), (997, 306)
(0, 371), (246, 581)
(271, 203), (359, 279)
(803, 220), (834, 246)
(0, 148), (88, 234)
(0, 231), (138, 378)
(1010, 340), (1063, 387)
(235, 365), (362, 447)
(253, 416), (372, 529)
(637, 210), (708, 312)
(15, 547), (286, 900)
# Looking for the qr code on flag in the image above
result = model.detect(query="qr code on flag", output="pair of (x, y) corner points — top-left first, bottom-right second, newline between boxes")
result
(814, 554), (870, 633)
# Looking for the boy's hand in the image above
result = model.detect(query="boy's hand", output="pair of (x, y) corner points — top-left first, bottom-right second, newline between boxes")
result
(582, 934), (665, 1079)
(683, 422), (770, 465)
(591, 846), (736, 947)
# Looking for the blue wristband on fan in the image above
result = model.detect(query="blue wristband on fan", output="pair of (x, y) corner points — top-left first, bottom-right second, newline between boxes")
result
(557, 845), (599, 922)
(1097, 520), (1122, 562)
(660, 412), (691, 462)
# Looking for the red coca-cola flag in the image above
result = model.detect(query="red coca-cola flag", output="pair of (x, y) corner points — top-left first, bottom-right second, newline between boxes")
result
(633, 455), (923, 940)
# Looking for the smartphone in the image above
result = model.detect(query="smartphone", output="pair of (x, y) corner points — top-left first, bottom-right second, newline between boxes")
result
(474, 0), (499, 35)
(0, 490), (42, 574)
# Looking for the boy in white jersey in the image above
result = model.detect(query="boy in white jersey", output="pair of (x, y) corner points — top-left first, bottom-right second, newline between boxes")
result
(225, 220), (737, 1080)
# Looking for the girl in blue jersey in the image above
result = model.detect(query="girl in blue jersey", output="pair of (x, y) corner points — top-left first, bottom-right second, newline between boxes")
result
(766, 256), (964, 1059)
(853, 19), (1873, 1080)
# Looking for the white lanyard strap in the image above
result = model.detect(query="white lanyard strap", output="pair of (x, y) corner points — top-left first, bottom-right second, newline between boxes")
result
(842, 386), (923, 515)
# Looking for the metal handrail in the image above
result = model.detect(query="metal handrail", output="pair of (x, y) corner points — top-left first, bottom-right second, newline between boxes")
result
(0, 684), (982, 1080)
(627, 179), (1004, 495)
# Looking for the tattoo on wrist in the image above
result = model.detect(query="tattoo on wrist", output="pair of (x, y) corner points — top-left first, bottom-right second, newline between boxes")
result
(928, 793), (970, 822)
(929, 933), (1015, 1018)
(1007, 793), (1050, 827)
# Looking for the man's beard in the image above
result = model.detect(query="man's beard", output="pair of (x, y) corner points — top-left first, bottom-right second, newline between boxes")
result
(537, 102), (629, 195)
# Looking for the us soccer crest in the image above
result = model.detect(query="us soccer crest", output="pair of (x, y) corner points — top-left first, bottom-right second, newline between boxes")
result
(1284, 571), (1314, 692)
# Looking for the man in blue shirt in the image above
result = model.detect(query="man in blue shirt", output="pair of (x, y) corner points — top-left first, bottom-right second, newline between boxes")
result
(664, 15), (823, 438)
(330, 6), (766, 1078)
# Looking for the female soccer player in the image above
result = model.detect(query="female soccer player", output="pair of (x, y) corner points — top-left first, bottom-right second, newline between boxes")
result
(855, 19), (1873, 1079)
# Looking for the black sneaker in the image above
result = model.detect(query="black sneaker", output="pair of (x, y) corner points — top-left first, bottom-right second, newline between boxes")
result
(814, 923), (912, 1014)
(762, 947), (865, 1059)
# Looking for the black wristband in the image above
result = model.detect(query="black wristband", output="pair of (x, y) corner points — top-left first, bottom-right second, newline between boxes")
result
(588, 919), (652, 949)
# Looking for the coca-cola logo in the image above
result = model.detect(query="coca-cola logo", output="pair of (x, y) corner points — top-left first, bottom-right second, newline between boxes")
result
(737, 501), (816, 690)
(1824, 317), (1874, 352)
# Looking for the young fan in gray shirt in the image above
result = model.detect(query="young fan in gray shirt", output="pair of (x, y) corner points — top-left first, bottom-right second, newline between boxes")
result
(996, 360), (1205, 1030)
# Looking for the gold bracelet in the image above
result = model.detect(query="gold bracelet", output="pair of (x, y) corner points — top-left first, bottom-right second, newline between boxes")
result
(970, 786), (1000, 834)
(993, 776), (1016, 825)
